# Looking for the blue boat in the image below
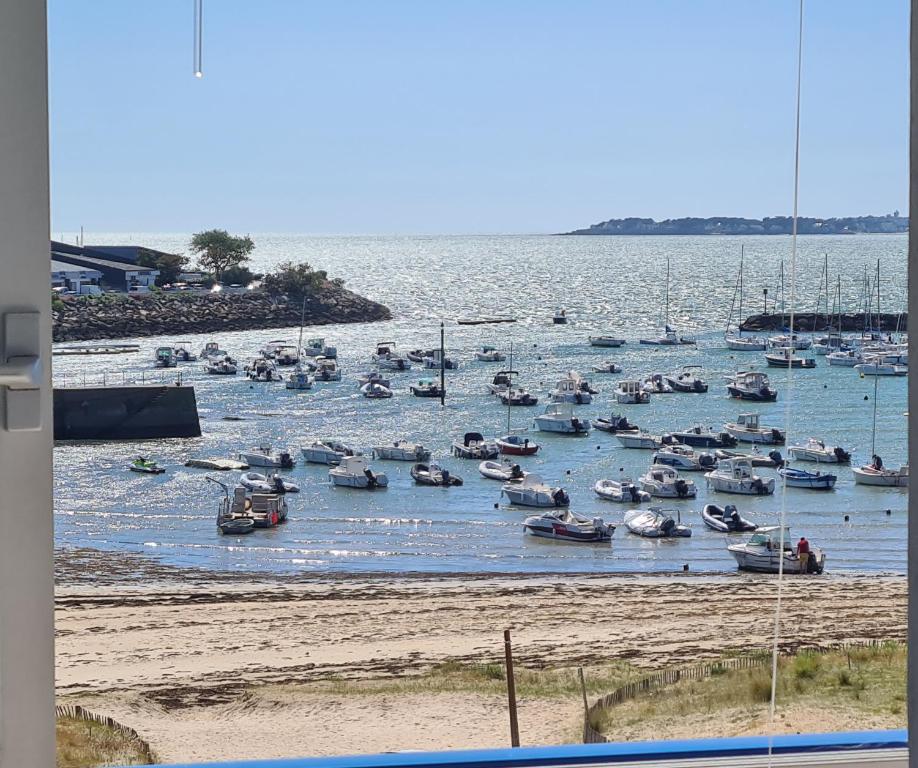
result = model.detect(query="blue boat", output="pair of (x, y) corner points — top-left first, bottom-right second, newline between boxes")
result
(778, 466), (837, 490)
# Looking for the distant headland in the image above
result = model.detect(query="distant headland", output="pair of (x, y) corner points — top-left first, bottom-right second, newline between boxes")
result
(562, 213), (907, 236)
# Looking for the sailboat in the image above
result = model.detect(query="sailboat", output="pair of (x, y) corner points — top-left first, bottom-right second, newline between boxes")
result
(724, 246), (766, 351)
(496, 342), (541, 454)
(639, 258), (695, 345)
(285, 299), (314, 391)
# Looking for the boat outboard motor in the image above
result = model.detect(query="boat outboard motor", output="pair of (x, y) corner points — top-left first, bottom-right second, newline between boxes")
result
(628, 485), (640, 502)
(440, 468), (451, 486)
(771, 428), (785, 444)
(571, 418), (583, 431)
(675, 479), (689, 498)
(553, 489), (569, 507)
(660, 517), (676, 536)
(719, 432), (738, 448)
(768, 450), (784, 468)
(752, 478), (765, 495)
(510, 464), (524, 479)
(280, 452), (293, 469)
(834, 446), (851, 463)
(364, 468), (378, 488)
(699, 454), (715, 469)
(693, 380), (705, 392)
(273, 475), (286, 494)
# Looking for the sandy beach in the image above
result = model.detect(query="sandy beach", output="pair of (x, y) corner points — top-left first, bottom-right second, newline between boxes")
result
(54, 550), (906, 763)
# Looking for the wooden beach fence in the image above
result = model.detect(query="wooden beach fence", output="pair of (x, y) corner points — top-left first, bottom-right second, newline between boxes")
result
(55, 704), (156, 763)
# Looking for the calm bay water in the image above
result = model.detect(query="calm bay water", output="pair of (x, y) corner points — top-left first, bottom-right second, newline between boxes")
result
(53, 234), (908, 575)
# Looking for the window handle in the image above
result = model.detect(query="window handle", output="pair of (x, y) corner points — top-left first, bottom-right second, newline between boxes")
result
(1, 312), (42, 431)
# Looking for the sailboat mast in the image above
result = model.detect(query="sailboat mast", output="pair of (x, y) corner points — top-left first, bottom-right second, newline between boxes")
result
(871, 372), (879, 458)
(875, 259), (882, 336)
(836, 274), (842, 336)
(738, 246), (744, 335)
(506, 342), (513, 434)
(665, 257), (670, 328)
(295, 298), (306, 370)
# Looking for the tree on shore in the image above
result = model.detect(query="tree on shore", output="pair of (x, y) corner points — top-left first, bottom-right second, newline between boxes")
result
(189, 229), (255, 281)
(262, 260), (327, 297)
(136, 250), (188, 286)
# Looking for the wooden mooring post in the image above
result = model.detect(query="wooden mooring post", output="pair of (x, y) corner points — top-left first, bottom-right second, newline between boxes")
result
(503, 629), (520, 747)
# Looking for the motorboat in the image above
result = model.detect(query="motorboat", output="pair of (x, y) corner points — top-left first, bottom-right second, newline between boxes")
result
(724, 413), (785, 445)
(726, 371), (778, 402)
(767, 334), (812, 350)
(329, 456), (389, 489)
(199, 341), (226, 360)
(285, 368), (314, 390)
(274, 345), (300, 366)
(301, 440), (359, 465)
(185, 458), (250, 471)
(205, 356), (238, 375)
(245, 359), (280, 381)
(216, 486), (256, 534)
(260, 340), (289, 359)
(523, 510), (614, 543)
(496, 434), (540, 455)
(827, 349), (864, 367)
(787, 438), (850, 464)
(765, 348), (816, 368)
(642, 374), (673, 394)
(704, 458), (775, 495)
(715, 447), (784, 467)
(664, 365), (708, 393)
(373, 342), (411, 371)
(725, 333), (767, 351)
(372, 441), (431, 462)
(853, 456), (909, 487)
(313, 357), (342, 382)
(154, 346), (177, 368)
(550, 372), (593, 404)
(410, 378), (442, 398)
(533, 403), (591, 434)
(406, 348), (428, 363)
(362, 381), (394, 398)
(424, 349), (458, 370)
(553, 309), (568, 324)
(593, 413), (639, 434)
(778, 467), (837, 490)
(854, 358), (908, 376)
(238, 445), (295, 469)
(639, 466), (697, 498)
(616, 431), (666, 449)
(411, 462), (463, 486)
(303, 337), (336, 358)
(129, 456), (165, 474)
(172, 342), (198, 362)
(356, 371), (391, 389)
(624, 507), (691, 538)
(591, 360), (622, 374)
(501, 474), (569, 507)
(700, 504), (757, 533)
(478, 460), (527, 482)
(669, 425), (738, 449)
(451, 432), (499, 459)
(499, 388), (539, 406)
(812, 334), (848, 355)
(240, 471), (300, 494)
(593, 478), (650, 503)
(728, 527), (825, 574)
(588, 336), (625, 348)
(652, 444), (716, 472)
(247, 491), (289, 528)
(639, 327), (686, 346)
(475, 345), (506, 362)
(613, 380), (650, 404)
(486, 370), (517, 395)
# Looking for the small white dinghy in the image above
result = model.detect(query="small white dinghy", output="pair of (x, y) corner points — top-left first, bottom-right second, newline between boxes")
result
(475, 345), (506, 362)
(616, 431), (665, 449)
(624, 507), (691, 538)
(639, 466), (697, 498)
(523, 510), (614, 543)
(372, 441), (431, 462)
(593, 478), (650, 503)
(362, 381), (394, 398)
(329, 456), (389, 489)
(501, 474), (570, 507)
(591, 360), (622, 374)
(479, 460), (528, 482)
(240, 472), (300, 494)
(588, 336), (625, 348)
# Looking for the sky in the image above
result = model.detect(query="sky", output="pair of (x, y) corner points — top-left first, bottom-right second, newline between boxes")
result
(48, 1), (908, 234)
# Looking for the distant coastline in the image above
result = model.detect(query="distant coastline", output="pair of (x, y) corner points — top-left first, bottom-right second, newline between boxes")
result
(562, 214), (908, 236)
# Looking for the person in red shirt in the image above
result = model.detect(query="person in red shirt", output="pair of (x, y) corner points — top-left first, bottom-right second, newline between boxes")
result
(796, 537), (810, 574)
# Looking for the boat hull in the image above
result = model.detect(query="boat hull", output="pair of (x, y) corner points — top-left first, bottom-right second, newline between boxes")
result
(853, 467), (908, 487)
(728, 546), (825, 574)
(523, 520), (612, 542)
(726, 386), (777, 402)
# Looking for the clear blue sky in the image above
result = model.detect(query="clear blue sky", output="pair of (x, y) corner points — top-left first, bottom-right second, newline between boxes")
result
(48, 0), (908, 234)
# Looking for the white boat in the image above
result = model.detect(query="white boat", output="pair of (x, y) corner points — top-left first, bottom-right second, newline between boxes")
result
(285, 368), (314, 390)
(452, 432), (499, 459)
(238, 445), (295, 469)
(787, 438), (850, 464)
(639, 466), (697, 498)
(827, 349), (864, 367)
(274, 345), (300, 366)
(854, 359), (907, 376)
(424, 349), (458, 370)
(765, 347), (816, 368)
(705, 458), (775, 495)
(260, 339), (289, 359)
(613, 380), (650, 404)
(728, 527), (825, 574)
(664, 365), (708, 393)
(853, 457), (909, 487)
(479, 460), (528, 482)
(486, 370), (516, 395)
(199, 341), (227, 361)
(205, 356), (238, 375)
(593, 478), (650, 503)
(239, 471), (300, 494)
(550, 372), (593, 404)
(499, 388), (539, 406)
(362, 381), (393, 398)
(652, 444), (716, 472)
(501, 474), (569, 507)
(588, 336), (625, 348)
(533, 403), (591, 434)
(812, 334), (847, 355)
(372, 441), (431, 462)
(669, 425), (738, 449)
(591, 360), (622, 374)
(410, 462), (463, 486)
(244, 359), (280, 381)
(329, 456), (388, 489)
(373, 341), (411, 371)
(616, 431), (664, 449)
(313, 357), (342, 382)
(303, 337), (336, 358)
(475, 345), (506, 362)
(496, 434), (540, 455)
(768, 334), (812, 350)
(724, 413), (785, 445)
(778, 467), (837, 490)
(410, 378), (442, 398)
(356, 370), (391, 388)
(301, 440), (359, 465)
(723, 248), (767, 351)
(523, 510), (614, 543)
(700, 504), (757, 533)
(154, 346), (176, 368)
(641, 374), (673, 394)
(173, 341), (198, 362)
(726, 371), (778, 402)
(553, 309), (568, 324)
(593, 413), (639, 434)
(624, 507), (691, 538)
(725, 334), (767, 351)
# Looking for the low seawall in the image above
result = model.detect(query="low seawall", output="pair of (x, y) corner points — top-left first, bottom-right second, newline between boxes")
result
(741, 312), (906, 333)
(53, 284), (392, 342)
(54, 385), (201, 440)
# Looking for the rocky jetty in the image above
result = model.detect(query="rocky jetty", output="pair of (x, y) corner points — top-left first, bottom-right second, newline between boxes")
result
(740, 312), (906, 333)
(53, 283), (392, 342)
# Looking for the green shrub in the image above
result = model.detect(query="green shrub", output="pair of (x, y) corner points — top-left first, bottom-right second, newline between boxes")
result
(748, 671), (773, 703)
(792, 651), (821, 680)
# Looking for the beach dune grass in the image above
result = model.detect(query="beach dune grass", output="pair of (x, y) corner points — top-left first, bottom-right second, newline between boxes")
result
(56, 716), (153, 767)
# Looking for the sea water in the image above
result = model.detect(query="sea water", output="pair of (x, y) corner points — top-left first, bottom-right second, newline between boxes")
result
(52, 234), (908, 575)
